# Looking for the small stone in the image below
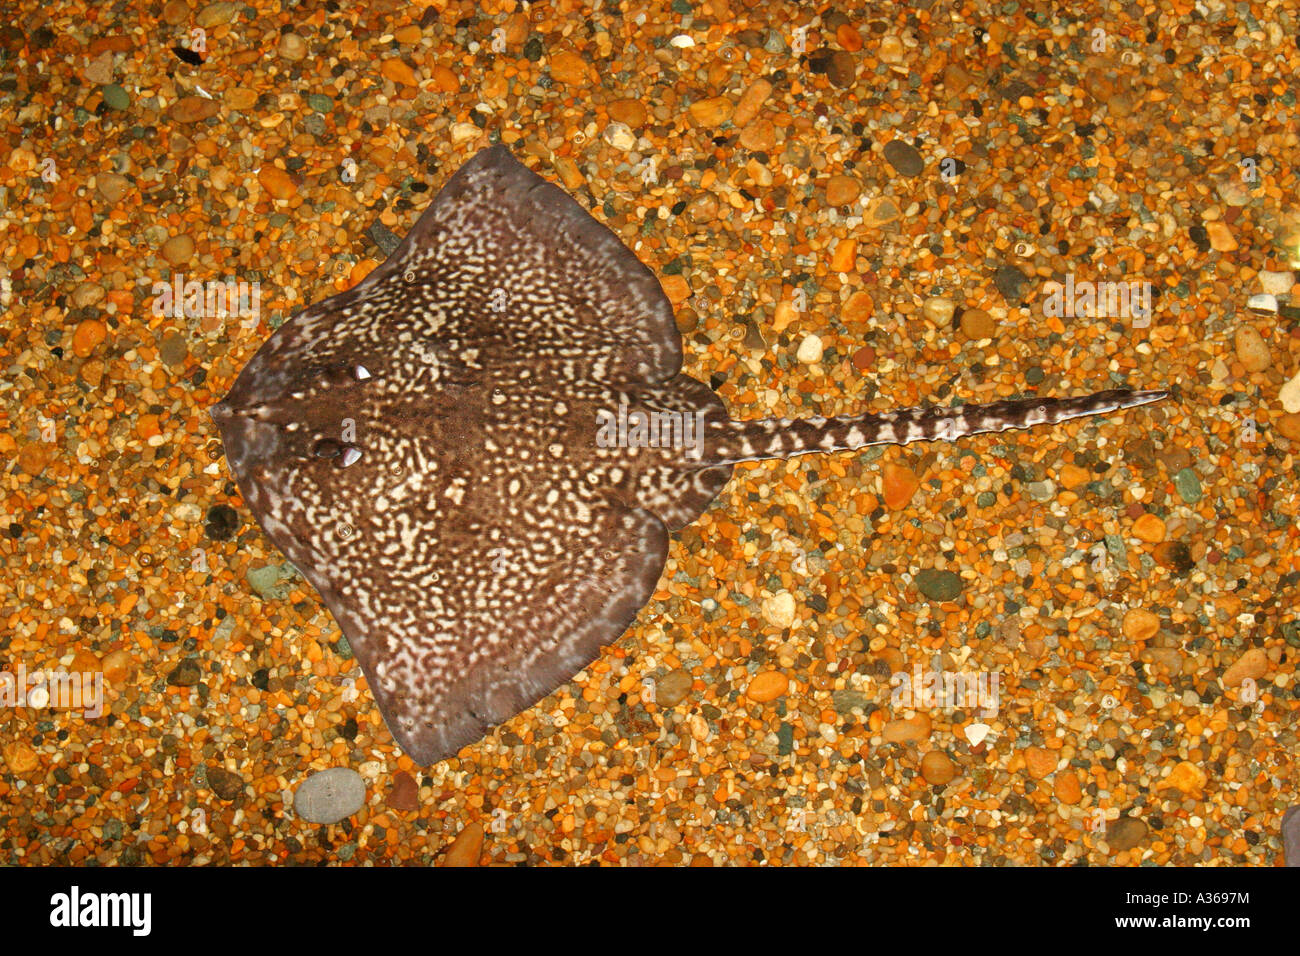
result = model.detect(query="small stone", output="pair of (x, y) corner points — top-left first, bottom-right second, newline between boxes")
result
(655, 669), (693, 707)
(278, 32), (307, 60)
(224, 87), (258, 110)
(761, 591), (797, 628)
(862, 196), (900, 228)
(830, 238), (857, 272)
(17, 442), (55, 477)
(914, 568), (963, 602)
(825, 50), (856, 88)
(1054, 771), (1082, 804)
(852, 346), (876, 370)
(607, 98), (647, 127)
(393, 24), (424, 44)
(1222, 647), (1269, 687)
(294, 768), (366, 824)
(2, 741), (38, 774)
(1281, 370), (1300, 414)
(843, 290), (875, 323)
(159, 330), (188, 368)
(878, 35), (905, 64)
(959, 308), (996, 339)
(1058, 463), (1090, 490)
(1153, 540), (1194, 575)
(101, 84), (130, 111)
(204, 504), (239, 541)
(381, 58), (418, 86)
(71, 282), (105, 309)
(882, 462), (919, 510)
(738, 117), (776, 152)
(549, 51), (590, 86)
(964, 723), (990, 746)
(96, 172), (130, 203)
(660, 275), (690, 306)
(102, 650), (135, 684)
(836, 23), (863, 52)
(168, 95), (219, 124)
(1258, 270), (1294, 296)
(258, 165), (297, 201)
(441, 822), (484, 866)
(1131, 513), (1166, 543)
(1277, 412), (1300, 441)
(1106, 817), (1148, 853)
(922, 296), (955, 326)
(167, 659), (202, 687)
(162, 0), (190, 25)
(1161, 761), (1207, 796)
(196, 1), (241, 28)
(825, 174), (860, 207)
(388, 771), (419, 811)
(551, 156), (584, 191)
(882, 712), (930, 743)
(1122, 607), (1160, 642)
(746, 671), (789, 703)
(1023, 746), (1056, 779)
(993, 264), (1028, 303)
(732, 79), (772, 127)
(161, 234), (195, 266)
(689, 95), (733, 127)
(72, 318), (107, 358)
(882, 139), (923, 177)
(1173, 467), (1202, 503)
(430, 65), (459, 94)
(1248, 293), (1278, 315)
(206, 766), (244, 801)
(246, 563), (298, 601)
(1205, 220), (1237, 252)
(450, 122), (479, 145)
(796, 333), (824, 364)
(1234, 326), (1271, 372)
(602, 121), (636, 151)
(1216, 178), (1252, 207)
(84, 51), (114, 85)
(944, 63), (974, 91)
(920, 750), (955, 785)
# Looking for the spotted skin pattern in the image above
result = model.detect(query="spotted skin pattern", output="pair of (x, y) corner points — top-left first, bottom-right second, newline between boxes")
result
(213, 146), (1169, 765)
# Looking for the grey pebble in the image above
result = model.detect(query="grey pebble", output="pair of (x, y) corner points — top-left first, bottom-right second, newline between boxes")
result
(294, 768), (366, 824)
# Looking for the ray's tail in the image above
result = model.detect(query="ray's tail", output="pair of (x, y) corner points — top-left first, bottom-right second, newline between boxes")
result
(700, 388), (1170, 466)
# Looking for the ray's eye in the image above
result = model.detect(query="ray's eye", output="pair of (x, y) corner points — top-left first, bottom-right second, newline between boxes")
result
(313, 438), (343, 459)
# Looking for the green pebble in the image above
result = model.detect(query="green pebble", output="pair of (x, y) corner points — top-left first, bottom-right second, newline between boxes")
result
(915, 568), (963, 601)
(306, 93), (334, 113)
(1173, 467), (1202, 503)
(101, 84), (130, 110)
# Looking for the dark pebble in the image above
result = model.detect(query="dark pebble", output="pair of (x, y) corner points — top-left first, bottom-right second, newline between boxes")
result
(168, 659), (202, 686)
(206, 766), (245, 801)
(883, 139), (924, 177)
(204, 504), (240, 541)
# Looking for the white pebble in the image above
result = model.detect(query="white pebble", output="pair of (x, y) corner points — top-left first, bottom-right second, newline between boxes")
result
(1258, 270), (1294, 296)
(796, 333), (824, 364)
(1280, 369), (1300, 414)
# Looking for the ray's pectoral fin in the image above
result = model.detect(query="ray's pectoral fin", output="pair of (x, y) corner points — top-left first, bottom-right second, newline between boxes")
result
(313, 504), (669, 766)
